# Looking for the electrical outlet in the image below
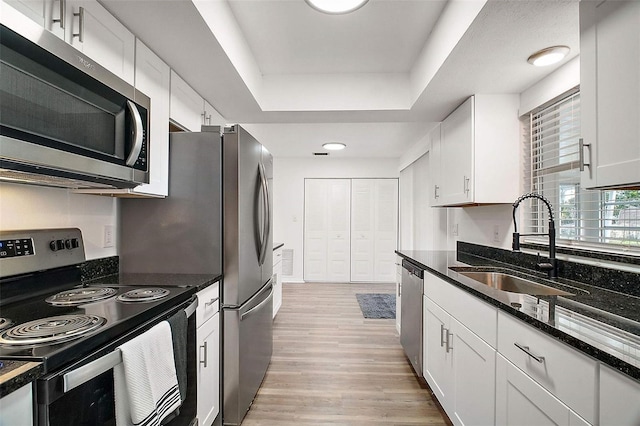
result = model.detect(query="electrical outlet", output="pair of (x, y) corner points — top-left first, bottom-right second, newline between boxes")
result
(493, 225), (500, 243)
(103, 225), (114, 248)
(452, 223), (459, 236)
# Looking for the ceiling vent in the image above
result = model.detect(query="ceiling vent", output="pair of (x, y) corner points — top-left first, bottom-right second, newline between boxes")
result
(313, 152), (329, 156)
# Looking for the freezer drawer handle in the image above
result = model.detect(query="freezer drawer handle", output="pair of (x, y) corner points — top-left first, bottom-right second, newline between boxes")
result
(62, 298), (198, 393)
(240, 287), (274, 322)
(514, 342), (545, 363)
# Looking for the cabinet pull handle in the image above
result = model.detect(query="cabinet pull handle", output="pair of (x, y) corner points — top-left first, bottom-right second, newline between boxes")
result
(205, 297), (219, 307)
(514, 342), (545, 363)
(579, 138), (591, 174)
(463, 176), (470, 194)
(434, 185), (440, 199)
(445, 331), (453, 353)
(53, 0), (65, 29)
(199, 341), (208, 367)
(440, 324), (446, 347)
(73, 6), (84, 42)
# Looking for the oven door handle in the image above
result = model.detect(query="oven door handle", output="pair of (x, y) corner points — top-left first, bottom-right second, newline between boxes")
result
(62, 298), (198, 393)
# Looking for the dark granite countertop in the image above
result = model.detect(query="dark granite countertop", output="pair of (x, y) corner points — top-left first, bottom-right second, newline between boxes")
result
(396, 249), (640, 382)
(87, 272), (222, 292)
(273, 242), (284, 251)
(0, 360), (43, 397)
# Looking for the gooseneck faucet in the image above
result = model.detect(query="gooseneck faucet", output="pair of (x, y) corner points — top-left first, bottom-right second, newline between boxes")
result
(512, 193), (558, 279)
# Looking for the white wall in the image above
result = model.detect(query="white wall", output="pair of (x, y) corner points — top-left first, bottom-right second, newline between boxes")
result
(273, 157), (399, 282)
(0, 183), (118, 260)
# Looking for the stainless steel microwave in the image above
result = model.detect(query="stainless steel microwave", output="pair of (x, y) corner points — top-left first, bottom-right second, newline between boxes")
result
(0, 10), (150, 189)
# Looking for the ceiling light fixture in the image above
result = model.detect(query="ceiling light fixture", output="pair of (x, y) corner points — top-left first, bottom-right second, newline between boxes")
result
(323, 142), (346, 151)
(527, 45), (570, 67)
(305, 0), (369, 15)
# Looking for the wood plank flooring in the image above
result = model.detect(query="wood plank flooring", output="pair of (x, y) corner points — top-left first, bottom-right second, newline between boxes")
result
(242, 282), (450, 425)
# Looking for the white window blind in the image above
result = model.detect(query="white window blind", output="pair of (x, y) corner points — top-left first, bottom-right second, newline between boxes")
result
(523, 92), (640, 251)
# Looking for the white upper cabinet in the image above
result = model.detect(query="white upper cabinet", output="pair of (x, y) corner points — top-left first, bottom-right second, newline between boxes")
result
(65, 0), (135, 84)
(432, 94), (520, 207)
(580, 0), (640, 189)
(4, 0), (135, 84)
(428, 124), (442, 206)
(131, 40), (170, 197)
(170, 71), (225, 132)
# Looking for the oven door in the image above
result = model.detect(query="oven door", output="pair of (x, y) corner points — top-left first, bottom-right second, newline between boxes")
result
(35, 299), (197, 426)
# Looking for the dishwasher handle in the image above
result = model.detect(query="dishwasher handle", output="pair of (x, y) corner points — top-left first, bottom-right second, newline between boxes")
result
(401, 259), (424, 279)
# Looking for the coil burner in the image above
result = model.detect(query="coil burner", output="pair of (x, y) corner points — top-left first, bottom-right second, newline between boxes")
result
(117, 288), (170, 303)
(0, 318), (12, 330)
(45, 287), (117, 306)
(0, 315), (106, 346)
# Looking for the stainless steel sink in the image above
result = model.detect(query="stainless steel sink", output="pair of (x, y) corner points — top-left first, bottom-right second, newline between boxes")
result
(454, 270), (575, 297)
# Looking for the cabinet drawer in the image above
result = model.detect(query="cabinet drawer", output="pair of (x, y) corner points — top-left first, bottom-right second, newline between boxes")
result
(497, 311), (597, 423)
(196, 283), (219, 328)
(273, 247), (283, 266)
(424, 272), (497, 347)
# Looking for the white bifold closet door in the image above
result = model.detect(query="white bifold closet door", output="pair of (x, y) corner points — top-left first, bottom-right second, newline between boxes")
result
(304, 178), (398, 283)
(351, 179), (398, 282)
(303, 179), (351, 282)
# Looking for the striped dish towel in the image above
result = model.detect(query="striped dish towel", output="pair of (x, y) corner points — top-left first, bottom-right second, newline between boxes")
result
(114, 321), (181, 426)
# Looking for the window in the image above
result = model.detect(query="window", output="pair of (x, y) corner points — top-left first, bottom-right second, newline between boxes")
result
(523, 91), (640, 252)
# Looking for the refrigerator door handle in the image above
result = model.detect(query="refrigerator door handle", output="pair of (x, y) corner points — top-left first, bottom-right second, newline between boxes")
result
(240, 286), (274, 321)
(258, 162), (269, 265)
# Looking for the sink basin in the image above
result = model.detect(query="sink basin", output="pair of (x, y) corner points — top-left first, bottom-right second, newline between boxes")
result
(453, 270), (575, 297)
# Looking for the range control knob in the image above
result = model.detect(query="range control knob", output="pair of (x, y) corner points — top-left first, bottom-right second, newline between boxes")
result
(65, 239), (72, 249)
(49, 240), (58, 251)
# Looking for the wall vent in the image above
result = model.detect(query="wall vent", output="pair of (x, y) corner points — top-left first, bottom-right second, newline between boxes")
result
(312, 152), (329, 156)
(282, 249), (294, 276)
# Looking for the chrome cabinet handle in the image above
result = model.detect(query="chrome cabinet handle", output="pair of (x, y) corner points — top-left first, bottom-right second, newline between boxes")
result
(52, 0), (66, 29)
(200, 341), (208, 368)
(445, 331), (453, 353)
(73, 6), (84, 42)
(463, 176), (470, 194)
(434, 185), (440, 199)
(514, 342), (545, 363)
(205, 297), (219, 307)
(579, 138), (591, 174)
(440, 324), (446, 347)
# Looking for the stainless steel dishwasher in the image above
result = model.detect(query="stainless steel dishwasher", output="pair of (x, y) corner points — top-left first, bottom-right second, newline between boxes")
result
(400, 259), (424, 376)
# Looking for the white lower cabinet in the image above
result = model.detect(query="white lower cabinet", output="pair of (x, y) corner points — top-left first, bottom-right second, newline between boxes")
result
(273, 245), (283, 318)
(395, 257), (402, 334)
(423, 295), (496, 426)
(0, 383), (33, 426)
(497, 312), (597, 424)
(599, 365), (640, 425)
(496, 354), (590, 426)
(196, 284), (220, 426)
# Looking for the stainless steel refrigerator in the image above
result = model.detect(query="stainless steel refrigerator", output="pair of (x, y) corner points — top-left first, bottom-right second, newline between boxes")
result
(119, 125), (273, 426)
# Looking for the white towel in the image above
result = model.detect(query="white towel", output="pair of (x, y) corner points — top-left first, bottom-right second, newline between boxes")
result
(114, 321), (182, 426)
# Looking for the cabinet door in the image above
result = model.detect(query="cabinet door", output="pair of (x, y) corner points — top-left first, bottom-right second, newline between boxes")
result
(395, 256), (402, 333)
(496, 354), (571, 426)
(203, 100), (226, 127)
(0, 383), (33, 426)
(170, 70), (205, 131)
(66, 0), (135, 84)
(450, 318), (496, 426)
(132, 40), (170, 197)
(600, 365), (640, 425)
(429, 124), (442, 206)
(423, 296), (453, 412)
(580, 0), (640, 189)
(197, 312), (220, 426)
(440, 97), (473, 205)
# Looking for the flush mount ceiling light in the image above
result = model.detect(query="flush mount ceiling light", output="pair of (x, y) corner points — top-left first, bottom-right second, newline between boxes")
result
(305, 0), (369, 14)
(323, 142), (346, 151)
(527, 45), (570, 67)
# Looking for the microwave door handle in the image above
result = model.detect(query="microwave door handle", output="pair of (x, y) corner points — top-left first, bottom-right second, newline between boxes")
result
(125, 100), (144, 167)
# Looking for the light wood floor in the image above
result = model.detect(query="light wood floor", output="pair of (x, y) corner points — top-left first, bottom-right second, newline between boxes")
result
(242, 282), (450, 425)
